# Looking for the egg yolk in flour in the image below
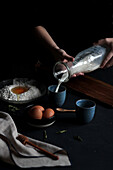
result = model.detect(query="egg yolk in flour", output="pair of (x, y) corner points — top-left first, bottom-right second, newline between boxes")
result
(11, 86), (29, 94)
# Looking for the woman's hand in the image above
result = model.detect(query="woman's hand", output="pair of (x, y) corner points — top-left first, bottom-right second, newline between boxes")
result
(53, 48), (84, 77)
(52, 48), (74, 62)
(94, 38), (113, 68)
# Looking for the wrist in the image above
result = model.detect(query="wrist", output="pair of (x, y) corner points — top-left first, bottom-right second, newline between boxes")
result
(50, 46), (60, 54)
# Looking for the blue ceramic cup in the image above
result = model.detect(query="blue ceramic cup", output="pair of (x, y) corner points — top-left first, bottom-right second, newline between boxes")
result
(75, 99), (96, 124)
(48, 85), (66, 107)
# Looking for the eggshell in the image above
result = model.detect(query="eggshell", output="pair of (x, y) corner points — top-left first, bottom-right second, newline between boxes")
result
(28, 106), (43, 119)
(32, 105), (45, 112)
(43, 108), (55, 119)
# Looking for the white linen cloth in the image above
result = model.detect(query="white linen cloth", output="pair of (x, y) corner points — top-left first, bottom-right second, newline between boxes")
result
(0, 111), (71, 168)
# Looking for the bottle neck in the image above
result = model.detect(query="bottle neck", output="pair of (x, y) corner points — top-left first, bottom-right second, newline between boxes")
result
(53, 61), (71, 82)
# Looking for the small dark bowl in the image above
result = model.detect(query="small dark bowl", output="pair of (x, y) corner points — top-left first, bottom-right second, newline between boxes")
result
(25, 105), (56, 128)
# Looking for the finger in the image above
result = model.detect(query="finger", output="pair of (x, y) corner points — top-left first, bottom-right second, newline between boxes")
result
(71, 74), (77, 77)
(62, 59), (68, 62)
(76, 73), (84, 76)
(103, 57), (113, 68)
(93, 39), (105, 46)
(63, 55), (74, 62)
(71, 73), (84, 78)
(101, 51), (113, 68)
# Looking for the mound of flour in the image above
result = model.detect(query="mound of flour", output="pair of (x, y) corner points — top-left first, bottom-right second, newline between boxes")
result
(0, 79), (42, 102)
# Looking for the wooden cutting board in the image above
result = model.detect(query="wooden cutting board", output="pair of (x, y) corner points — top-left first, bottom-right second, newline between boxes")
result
(66, 75), (113, 107)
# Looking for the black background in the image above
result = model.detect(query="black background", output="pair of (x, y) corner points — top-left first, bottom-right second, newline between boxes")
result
(0, 1), (113, 170)
(0, 1), (113, 80)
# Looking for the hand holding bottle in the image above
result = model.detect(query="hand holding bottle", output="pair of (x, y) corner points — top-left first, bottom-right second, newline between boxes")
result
(53, 45), (108, 82)
(94, 38), (113, 68)
(52, 48), (84, 78)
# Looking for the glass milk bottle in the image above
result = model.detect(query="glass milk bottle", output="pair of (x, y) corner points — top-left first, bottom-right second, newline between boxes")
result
(53, 45), (110, 84)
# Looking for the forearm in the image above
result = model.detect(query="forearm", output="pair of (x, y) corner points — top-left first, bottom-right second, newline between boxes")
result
(34, 25), (74, 62)
(34, 25), (59, 53)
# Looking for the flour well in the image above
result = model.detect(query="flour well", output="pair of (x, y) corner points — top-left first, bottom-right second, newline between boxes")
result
(0, 79), (42, 102)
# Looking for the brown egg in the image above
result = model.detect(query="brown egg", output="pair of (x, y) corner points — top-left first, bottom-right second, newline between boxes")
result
(28, 106), (43, 119)
(43, 108), (55, 119)
(32, 105), (45, 112)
